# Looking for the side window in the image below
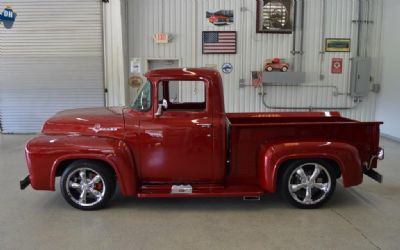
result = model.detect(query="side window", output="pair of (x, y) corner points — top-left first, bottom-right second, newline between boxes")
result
(158, 80), (206, 111)
(131, 79), (152, 111)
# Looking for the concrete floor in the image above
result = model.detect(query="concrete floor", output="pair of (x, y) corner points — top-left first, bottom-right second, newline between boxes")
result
(0, 135), (399, 250)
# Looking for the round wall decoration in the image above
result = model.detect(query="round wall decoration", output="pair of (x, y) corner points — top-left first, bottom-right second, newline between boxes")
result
(221, 63), (233, 74)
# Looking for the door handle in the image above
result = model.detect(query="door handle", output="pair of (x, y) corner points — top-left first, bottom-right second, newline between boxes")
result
(197, 123), (213, 128)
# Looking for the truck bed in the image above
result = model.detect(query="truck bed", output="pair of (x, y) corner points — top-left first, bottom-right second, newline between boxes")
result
(226, 112), (382, 184)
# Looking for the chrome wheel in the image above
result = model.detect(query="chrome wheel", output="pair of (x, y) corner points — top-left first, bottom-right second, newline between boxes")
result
(65, 168), (106, 207)
(288, 163), (332, 205)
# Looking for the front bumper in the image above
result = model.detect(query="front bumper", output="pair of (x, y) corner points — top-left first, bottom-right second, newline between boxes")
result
(20, 175), (31, 190)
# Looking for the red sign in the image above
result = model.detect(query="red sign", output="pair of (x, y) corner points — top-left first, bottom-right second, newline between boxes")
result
(331, 58), (343, 74)
(154, 32), (169, 44)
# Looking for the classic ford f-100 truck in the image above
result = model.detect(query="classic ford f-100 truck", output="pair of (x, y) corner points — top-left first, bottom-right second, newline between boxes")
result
(21, 68), (384, 210)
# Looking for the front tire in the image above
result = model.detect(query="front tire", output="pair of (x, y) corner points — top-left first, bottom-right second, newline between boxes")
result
(60, 160), (116, 210)
(280, 159), (336, 209)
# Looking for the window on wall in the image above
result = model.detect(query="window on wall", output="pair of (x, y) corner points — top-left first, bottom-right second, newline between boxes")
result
(158, 80), (206, 112)
(257, 0), (293, 33)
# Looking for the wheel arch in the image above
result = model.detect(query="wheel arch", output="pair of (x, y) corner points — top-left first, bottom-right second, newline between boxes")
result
(55, 158), (116, 178)
(51, 154), (136, 196)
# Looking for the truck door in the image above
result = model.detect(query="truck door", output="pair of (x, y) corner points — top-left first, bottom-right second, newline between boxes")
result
(138, 78), (218, 183)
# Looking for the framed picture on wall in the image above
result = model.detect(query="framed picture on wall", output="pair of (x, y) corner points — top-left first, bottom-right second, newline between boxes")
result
(256, 0), (293, 34)
(325, 38), (351, 52)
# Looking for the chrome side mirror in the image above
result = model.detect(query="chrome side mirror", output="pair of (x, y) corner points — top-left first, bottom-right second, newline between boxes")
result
(155, 99), (168, 117)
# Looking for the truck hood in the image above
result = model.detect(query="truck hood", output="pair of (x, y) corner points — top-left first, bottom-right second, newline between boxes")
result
(42, 107), (126, 137)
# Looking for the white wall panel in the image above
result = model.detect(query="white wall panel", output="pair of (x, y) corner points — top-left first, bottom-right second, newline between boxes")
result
(103, 0), (129, 107)
(376, 0), (400, 139)
(0, 0), (104, 133)
(127, 0), (383, 121)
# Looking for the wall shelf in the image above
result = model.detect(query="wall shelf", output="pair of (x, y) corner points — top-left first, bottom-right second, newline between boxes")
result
(262, 72), (306, 85)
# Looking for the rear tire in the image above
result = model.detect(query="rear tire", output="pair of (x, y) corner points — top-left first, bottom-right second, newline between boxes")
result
(266, 66), (273, 72)
(280, 159), (336, 209)
(60, 160), (116, 210)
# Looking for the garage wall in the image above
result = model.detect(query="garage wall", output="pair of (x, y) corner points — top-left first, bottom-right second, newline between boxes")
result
(0, 0), (105, 133)
(127, 0), (383, 121)
(376, 0), (400, 140)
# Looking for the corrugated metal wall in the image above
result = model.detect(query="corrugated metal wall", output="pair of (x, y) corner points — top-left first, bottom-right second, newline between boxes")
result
(128, 0), (383, 121)
(0, 0), (104, 133)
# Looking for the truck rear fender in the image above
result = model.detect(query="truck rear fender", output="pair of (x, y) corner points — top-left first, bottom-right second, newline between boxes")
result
(258, 141), (362, 193)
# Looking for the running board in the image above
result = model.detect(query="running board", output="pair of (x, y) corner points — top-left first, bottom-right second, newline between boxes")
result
(138, 184), (263, 198)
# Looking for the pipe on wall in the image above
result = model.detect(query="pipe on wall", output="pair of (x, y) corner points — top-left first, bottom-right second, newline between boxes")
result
(261, 85), (360, 110)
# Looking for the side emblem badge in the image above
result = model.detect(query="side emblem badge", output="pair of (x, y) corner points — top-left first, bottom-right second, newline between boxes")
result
(89, 124), (118, 133)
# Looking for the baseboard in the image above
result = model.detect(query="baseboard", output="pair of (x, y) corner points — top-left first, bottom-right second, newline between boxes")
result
(381, 133), (400, 143)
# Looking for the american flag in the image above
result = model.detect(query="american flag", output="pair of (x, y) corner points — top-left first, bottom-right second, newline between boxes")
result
(202, 31), (237, 54)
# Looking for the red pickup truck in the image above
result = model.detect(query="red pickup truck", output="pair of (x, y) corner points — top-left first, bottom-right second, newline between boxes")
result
(21, 68), (384, 210)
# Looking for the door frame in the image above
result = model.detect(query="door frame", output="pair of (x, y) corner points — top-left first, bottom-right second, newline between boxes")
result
(145, 58), (181, 72)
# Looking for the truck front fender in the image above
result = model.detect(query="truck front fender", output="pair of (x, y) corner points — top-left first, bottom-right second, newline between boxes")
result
(258, 141), (362, 193)
(26, 135), (137, 196)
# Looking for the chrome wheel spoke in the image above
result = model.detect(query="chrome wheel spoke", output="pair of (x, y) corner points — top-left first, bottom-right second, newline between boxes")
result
(313, 182), (329, 192)
(69, 181), (81, 189)
(303, 186), (312, 203)
(89, 188), (102, 198)
(79, 170), (86, 182)
(79, 189), (87, 204)
(88, 175), (101, 185)
(296, 168), (307, 182)
(290, 183), (306, 192)
(310, 165), (321, 182)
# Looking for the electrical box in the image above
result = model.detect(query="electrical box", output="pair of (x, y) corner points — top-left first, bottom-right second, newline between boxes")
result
(350, 57), (371, 97)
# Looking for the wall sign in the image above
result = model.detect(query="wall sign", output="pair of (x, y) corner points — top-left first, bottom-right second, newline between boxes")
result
(256, 0), (293, 34)
(331, 58), (343, 74)
(0, 5), (16, 29)
(202, 31), (237, 54)
(153, 32), (169, 44)
(325, 38), (351, 52)
(206, 9), (234, 26)
(221, 63), (233, 74)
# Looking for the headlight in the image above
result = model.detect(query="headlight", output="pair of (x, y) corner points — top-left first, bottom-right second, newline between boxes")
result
(377, 148), (384, 160)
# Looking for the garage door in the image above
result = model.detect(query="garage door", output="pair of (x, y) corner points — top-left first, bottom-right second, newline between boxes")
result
(0, 0), (104, 133)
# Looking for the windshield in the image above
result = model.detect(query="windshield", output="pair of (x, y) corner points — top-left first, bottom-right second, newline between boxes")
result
(131, 78), (152, 111)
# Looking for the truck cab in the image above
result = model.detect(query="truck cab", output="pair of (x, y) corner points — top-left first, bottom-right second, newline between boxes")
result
(124, 68), (227, 184)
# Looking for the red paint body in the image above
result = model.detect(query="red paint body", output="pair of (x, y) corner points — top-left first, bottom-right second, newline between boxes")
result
(24, 68), (383, 198)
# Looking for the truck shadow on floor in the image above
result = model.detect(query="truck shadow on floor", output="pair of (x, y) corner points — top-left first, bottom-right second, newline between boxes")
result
(105, 185), (367, 212)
